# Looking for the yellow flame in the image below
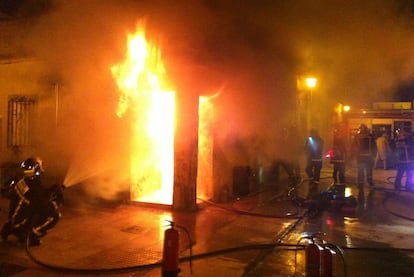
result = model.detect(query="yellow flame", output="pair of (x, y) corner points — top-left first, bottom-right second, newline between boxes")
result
(197, 96), (214, 200)
(111, 24), (174, 205)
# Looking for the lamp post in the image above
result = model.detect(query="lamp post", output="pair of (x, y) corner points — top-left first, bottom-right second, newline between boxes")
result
(305, 77), (317, 132)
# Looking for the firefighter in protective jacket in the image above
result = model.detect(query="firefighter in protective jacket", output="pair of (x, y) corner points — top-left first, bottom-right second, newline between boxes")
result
(273, 124), (302, 187)
(30, 183), (65, 244)
(330, 128), (347, 185)
(351, 124), (376, 188)
(304, 128), (324, 197)
(1, 157), (64, 246)
(394, 130), (414, 191)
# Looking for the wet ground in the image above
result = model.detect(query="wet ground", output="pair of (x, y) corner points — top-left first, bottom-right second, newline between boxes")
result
(1, 163), (414, 276)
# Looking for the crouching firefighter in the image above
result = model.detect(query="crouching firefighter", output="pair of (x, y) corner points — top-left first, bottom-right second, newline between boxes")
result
(1, 157), (45, 242)
(1, 157), (64, 246)
(28, 183), (65, 246)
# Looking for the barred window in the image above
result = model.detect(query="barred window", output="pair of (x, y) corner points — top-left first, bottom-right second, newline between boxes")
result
(7, 96), (36, 147)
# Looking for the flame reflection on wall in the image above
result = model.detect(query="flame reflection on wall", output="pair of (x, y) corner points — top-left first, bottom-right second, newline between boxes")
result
(197, 96), (214, 200)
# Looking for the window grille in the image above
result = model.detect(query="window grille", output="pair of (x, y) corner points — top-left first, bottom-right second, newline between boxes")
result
(7, 96), (36, 148)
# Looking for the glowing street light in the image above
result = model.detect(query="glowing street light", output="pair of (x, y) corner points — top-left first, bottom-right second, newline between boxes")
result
(343, 105), (350, 112)
(305, 77), (317, 89)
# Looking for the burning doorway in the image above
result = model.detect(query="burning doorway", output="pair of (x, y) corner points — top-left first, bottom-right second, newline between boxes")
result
(111, 24), (214, 206)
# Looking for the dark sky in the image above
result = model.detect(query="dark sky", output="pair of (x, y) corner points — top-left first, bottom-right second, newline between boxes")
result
(3, 0), (414, 107)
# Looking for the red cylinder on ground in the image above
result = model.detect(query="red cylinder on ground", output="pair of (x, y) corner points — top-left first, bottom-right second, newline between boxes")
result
(162, 226), (180, 277)
(321, 246), (335, 277)
(305, 242), (324, 277)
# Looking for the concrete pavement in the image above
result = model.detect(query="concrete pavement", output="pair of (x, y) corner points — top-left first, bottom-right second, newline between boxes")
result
(1, 164), (414, 276)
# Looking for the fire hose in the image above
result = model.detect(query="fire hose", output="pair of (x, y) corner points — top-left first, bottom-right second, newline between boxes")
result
(197, 197), (302, 219)
(24, 203), (414, 276)
(25, 236), (307, 275)
(24, 173), (412, 276)
(24, 194), (310, 275)
(22, 175), (310, 275)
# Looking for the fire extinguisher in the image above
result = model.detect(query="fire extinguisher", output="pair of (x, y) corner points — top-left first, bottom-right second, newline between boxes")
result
(305, 238), (324, 277)
(162, 221), (180, 277)
(303, 234), (337, 277)
(321, 245), (336, 277)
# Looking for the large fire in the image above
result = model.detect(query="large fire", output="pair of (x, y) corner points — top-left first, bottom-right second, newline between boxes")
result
(111, 24), (214, 205)
(111, 25), (175, 204)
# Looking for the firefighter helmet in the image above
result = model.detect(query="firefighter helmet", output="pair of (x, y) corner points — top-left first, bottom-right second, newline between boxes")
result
(21, 157), (44, 179)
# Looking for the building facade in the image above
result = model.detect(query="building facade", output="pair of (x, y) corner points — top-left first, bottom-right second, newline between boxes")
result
(344, 101), (414, 141)
(0, 14), (61, 187)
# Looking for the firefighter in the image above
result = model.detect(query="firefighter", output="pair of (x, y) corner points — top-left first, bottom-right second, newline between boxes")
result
(288, 124), (302, 184)
(272, 125), (302, 187)
(331, 128), (347, 184)
(394, 130), (414, 191)
(1, 157), (64, 246)
(351, 124), (376, 188)
(1, 157), (44, 243)
(28, 183), (65, 246)
(304, 128), (324, 198)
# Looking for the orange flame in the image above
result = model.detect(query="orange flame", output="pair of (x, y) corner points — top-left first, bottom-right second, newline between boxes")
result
(111, 24), (175, 205)
(197, 96), (214, 200)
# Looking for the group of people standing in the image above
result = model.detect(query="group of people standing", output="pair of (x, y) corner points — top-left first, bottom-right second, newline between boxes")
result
(282, 123), (414, 199)
(355, 125), (414, 191)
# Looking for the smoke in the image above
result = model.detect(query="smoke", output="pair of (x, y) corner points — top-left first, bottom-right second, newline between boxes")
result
(11, 0), (414, 198)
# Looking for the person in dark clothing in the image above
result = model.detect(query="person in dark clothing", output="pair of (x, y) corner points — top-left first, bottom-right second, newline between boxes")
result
(272, 124), (302, 187)
(330, 128), (347, 185)
(327, 127), (347, 199)
(351, 124), (376, 188)
(1, 157), (64, 246)
(288, 125), (302, 184)
(304, 128), (324, 197)
(28, 183), (65, 245)
(1, 157), (45, 243)
(394, 130), (414, 191)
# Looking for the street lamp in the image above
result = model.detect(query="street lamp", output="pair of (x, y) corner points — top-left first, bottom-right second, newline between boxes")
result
(343, 105), (350, 112)
(305, 77), (317, 89)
